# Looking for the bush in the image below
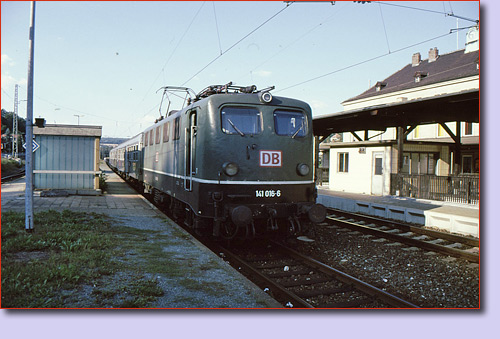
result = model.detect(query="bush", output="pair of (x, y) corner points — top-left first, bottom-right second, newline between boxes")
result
(1, 158), (23, 177)
(98, 172), (108, 192)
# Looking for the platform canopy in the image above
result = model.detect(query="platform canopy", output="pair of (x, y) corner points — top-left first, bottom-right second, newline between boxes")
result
(313, 89), (479, 137)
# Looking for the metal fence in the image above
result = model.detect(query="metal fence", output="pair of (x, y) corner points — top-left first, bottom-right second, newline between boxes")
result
(390, 173), (479, 205)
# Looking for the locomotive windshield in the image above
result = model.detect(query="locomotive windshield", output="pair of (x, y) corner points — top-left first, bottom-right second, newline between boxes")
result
(221, 106), (262, 136)
(273, 110), (307, 138)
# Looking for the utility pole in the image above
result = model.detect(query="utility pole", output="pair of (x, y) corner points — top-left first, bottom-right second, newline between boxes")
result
(25, 1), (36, 232)
(12, 84), (19, 158)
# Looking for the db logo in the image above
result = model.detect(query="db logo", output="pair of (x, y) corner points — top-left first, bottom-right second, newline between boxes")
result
(260, 150), (282, 167)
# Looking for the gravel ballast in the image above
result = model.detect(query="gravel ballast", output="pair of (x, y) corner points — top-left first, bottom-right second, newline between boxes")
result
(288, 224), (480, 308)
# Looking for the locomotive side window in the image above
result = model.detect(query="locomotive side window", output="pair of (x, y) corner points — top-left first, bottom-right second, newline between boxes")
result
(163, 122), (170, 143)
(274, 110), (307, 138)
(155, 126), (161, 144)
(173, 117), (181, 140)
(149, 129), (154, 145)
(144, 131), (149, 147)
(221, 106), (262, 136)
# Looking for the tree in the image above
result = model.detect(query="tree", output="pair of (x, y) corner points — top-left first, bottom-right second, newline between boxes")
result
(2, 109), (27, 134)
(2, 109), (27, 154)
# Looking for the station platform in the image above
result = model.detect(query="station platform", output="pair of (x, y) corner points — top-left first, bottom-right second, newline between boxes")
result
(317, 186), (480, 238)
(0, 166), (282, 308)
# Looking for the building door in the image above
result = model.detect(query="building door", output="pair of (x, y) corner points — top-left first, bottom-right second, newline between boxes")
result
(371, 152), (384, 195)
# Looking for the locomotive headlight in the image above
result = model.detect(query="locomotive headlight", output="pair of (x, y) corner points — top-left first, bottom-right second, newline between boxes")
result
(223, 162), (239, 176)
(296, 163), (310, 176)
(259, 91), (273, 104)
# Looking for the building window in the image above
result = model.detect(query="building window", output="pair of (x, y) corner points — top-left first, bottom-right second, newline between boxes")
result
(462, 155), (473, 174)
(338, 152), (349, 173)
(402, 152), (439, 175)
(374, 157), (383, 175)
(402, 153), (410, 173)
(464, 122), (473, 136)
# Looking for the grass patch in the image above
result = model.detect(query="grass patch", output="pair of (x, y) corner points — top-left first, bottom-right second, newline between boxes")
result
(178, 278), (228, 296)
(1, 210), (165, 308)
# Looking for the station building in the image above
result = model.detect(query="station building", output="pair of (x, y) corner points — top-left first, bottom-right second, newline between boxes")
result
(316, 26), (479, 206)
(33, 124), (102, 194)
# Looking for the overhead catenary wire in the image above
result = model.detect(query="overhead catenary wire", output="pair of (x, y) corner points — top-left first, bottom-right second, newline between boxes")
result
(378, 2), (391, 53)
(181, 2), (292, 87)
(212, 1), (223, 55)
(375, 1), (478, 23)
(235, 5), (344, 83)
(125, 2), (208, 129)
(277, 30), (455, 93)
(135, 1), (207, 112)
(15, 84), (133, 124)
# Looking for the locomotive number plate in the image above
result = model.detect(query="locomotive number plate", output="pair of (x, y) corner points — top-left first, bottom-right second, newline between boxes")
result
(255, 189), (281, 198)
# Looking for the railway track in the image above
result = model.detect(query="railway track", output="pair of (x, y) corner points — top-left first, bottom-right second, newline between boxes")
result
(217, 241), (419, 308)
(325, 208), (479, 263)
(1, 170), (25, 183)
(134, 177), (421, 308)
(109, 166), (445, 308)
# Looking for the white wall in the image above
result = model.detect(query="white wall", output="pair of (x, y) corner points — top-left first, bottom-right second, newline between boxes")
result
(329, 146), (392, 195)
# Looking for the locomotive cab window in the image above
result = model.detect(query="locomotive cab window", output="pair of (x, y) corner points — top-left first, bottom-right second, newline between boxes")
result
(274, 110), (307, 138)
(221, 106), (262, 136)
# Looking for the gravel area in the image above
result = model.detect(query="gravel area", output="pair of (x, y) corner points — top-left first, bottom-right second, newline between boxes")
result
(287, 224), (480, 308)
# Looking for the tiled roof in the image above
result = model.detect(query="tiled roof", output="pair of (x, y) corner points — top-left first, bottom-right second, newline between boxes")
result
(343, 49), (479, 103)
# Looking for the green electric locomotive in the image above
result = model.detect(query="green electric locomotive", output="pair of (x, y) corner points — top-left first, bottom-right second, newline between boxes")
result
(112, 83), (326, 240)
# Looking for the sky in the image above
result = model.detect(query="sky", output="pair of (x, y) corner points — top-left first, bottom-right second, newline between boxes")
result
(1, 1), (480, 139)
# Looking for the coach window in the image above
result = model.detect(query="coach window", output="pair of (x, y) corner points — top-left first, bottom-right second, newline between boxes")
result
(163, 121), (170, 143)
(274, 110), (307, 138)
(221, 106), (262, 136)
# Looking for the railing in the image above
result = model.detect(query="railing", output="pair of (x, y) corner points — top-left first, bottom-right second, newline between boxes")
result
(390, 173), (479, 205)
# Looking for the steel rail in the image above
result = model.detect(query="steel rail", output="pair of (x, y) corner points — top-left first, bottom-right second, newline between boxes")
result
(219, 242), (419, 308)
(272, 241), (419, 309)
(326, 214), (479, 263)
(1, 170), (26, 183)
(219, 245), (314, 308)
(328, 208), (479, 247)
